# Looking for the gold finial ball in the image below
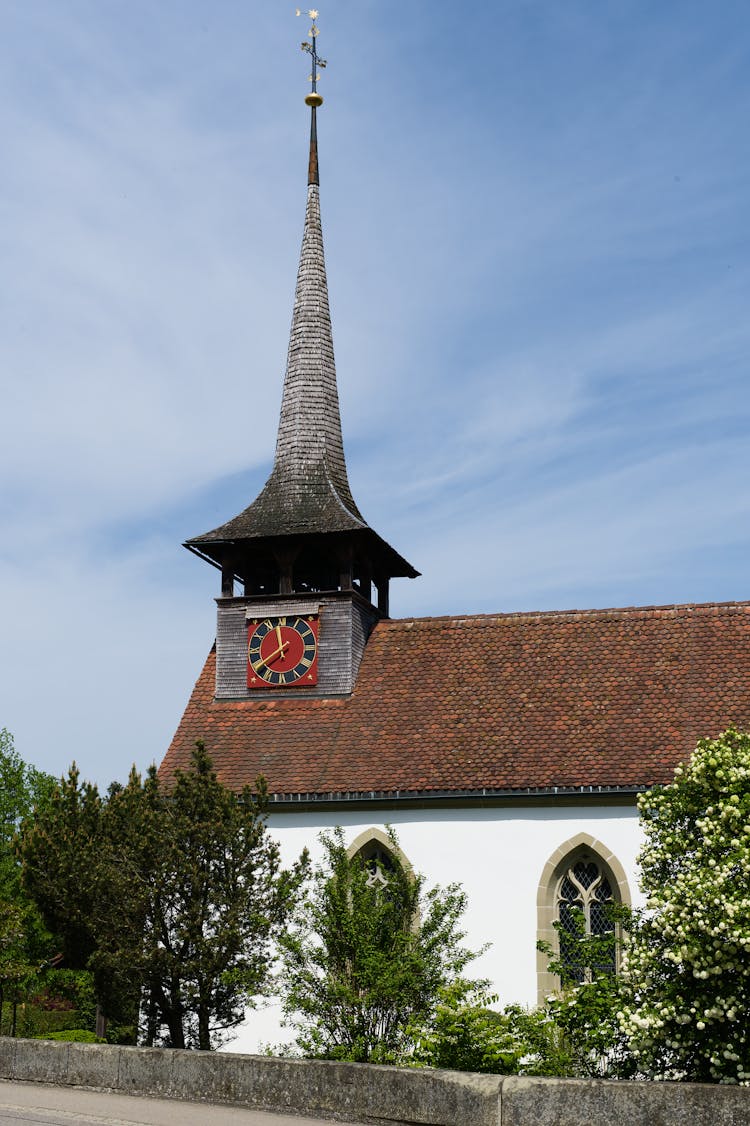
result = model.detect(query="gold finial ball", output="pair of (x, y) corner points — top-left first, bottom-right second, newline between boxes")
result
(305, 92), (324, 108)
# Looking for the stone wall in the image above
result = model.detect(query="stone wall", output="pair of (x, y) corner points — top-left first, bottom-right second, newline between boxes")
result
(0, 1039), (749, 1126)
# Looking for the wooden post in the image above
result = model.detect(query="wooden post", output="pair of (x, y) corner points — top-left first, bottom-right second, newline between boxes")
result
(279, 561), (293, 595)
(275, 546), (298, 595)
(358, 563), (372, 603)
(338, 544), (353, 591)
(221, 563), (234, 598)
(377, 577), (390, 618)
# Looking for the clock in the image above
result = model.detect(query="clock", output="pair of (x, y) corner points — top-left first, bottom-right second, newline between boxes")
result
(247, 615), (319, 688)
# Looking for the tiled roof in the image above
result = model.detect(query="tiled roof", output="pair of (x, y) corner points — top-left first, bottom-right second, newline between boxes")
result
(160, 601), (750, 798)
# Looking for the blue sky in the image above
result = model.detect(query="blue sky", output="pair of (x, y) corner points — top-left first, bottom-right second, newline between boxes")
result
(1, 1), (749, 785)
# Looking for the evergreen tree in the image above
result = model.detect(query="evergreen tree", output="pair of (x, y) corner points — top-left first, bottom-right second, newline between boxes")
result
(19, 762), (103, 971)
(132, 744), (307, 1049)
(0, 730), (56, 1031)
(19, 742), (307, 1049)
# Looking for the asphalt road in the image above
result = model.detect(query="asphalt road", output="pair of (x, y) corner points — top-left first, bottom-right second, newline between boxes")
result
(0, 1081), (368, 1126)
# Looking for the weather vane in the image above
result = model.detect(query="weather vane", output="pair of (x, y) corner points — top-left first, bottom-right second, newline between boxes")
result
(296, 8), (327, 107)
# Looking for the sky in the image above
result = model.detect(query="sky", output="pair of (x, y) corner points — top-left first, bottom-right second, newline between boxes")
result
(1, 1), (749, 786)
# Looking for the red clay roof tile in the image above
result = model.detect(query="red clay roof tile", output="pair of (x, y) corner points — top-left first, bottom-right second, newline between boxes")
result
(159, 601), (750, 797)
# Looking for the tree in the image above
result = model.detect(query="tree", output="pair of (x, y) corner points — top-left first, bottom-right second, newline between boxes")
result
(538, 728), (750, 1082)
(20, 743), (307, 1049)
(0, 900), (35, 1036)
(278, 827), (480, 1062)
(132, 745), (307, 1049)
(0, 729), (54, 888)
(0, 731), (56, 1032)
(19, 762), (139, 1037)
(618, 727), (750, 1082)
(18, 762), (104, 972)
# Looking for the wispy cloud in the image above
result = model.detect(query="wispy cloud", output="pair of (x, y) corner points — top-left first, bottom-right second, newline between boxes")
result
(1, 0), (748, 783)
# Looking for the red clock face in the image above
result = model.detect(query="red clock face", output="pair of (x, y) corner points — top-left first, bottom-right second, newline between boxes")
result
(247, 615), (319, 689)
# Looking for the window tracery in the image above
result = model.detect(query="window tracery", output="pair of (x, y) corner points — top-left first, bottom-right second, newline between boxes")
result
(354, 837), (396, 889)
(536, 833), (631, 1004)
(556, 857), (616, 982)
(345, 828), (413, 894)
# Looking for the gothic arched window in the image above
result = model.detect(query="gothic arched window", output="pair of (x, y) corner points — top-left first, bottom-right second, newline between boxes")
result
(345, 828), (413, 891)
(536, 833), (631, 1003)
(556, 856), (616, 983)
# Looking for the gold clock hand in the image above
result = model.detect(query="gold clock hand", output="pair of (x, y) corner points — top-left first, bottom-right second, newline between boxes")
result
(263, 641), (290, 665)
(275, 624), (283, 649)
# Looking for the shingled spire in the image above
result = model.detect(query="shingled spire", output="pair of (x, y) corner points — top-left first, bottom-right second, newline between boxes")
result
(248, 104), (365, 538)
(186, 14), (417, 614)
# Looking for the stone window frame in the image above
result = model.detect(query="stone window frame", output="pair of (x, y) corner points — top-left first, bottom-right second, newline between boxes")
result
(536, 831), (631, 1005)
(346, 827), (414, 877)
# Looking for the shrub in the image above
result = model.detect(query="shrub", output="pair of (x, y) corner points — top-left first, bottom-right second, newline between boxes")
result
(619, 728), (750, 1082)
(35, 1029), (103, 1043)
(408, 983), (575, 1076)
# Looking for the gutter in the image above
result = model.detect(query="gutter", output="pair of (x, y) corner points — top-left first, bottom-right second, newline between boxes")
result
(265, 784), (649, 812)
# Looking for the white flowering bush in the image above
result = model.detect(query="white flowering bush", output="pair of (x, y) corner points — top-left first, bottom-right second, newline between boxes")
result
(619, 727), (750, 1083)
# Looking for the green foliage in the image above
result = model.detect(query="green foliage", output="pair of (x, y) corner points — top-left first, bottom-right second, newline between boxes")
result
(19, 763), (104, 972)
(408, 982), (575, 1076)
(535, 728), (750, 1084)
(0, 730), (54, 856)
(0, 731), (57, 1023)
(618, 727), (750, 1082)
(496, 1004), (576, 1077)
(408, 981), (521, 1073)
(0, 901), (32, 988)
(19, 742), (307, 1050)
(278, 827), (479, 1062)
(133, 744), (308, 1049)
(0, 729), (53, 906)
(40, 968), (98, 1031)
(538, 905), (636, 1078)
(37, 1029), (103, 1043)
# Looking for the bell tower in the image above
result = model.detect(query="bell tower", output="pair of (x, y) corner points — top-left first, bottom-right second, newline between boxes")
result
(184, 11), (418, 698)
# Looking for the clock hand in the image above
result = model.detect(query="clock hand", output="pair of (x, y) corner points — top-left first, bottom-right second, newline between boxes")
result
(263, 641), (290, 665)
(275, 624), (283, 649)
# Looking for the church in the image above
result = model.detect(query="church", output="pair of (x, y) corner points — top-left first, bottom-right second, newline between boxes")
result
(160, 17), (750, 1052)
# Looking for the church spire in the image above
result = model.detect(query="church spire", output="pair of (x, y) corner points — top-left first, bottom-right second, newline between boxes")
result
(269, 13), (362, 533)
(185, 12), (418, 611)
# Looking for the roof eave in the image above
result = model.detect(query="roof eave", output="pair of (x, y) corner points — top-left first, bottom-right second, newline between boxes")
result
(184, 527), (420, 580)
(262, 784), (649, 809)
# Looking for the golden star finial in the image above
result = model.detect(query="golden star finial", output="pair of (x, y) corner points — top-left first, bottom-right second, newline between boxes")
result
(297, 6), (327, 106)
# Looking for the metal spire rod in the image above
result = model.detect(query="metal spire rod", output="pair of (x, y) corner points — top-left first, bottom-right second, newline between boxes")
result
(297, 8), (327, 101)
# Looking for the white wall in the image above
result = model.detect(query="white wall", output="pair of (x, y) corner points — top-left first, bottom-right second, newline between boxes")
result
(225, 802), (644, 1054)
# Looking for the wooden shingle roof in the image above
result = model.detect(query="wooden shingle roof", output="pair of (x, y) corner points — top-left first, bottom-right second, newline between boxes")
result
(160, 600), (750, 800)
(187, 179), (361, 547)
(185, 111), (417, 584)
